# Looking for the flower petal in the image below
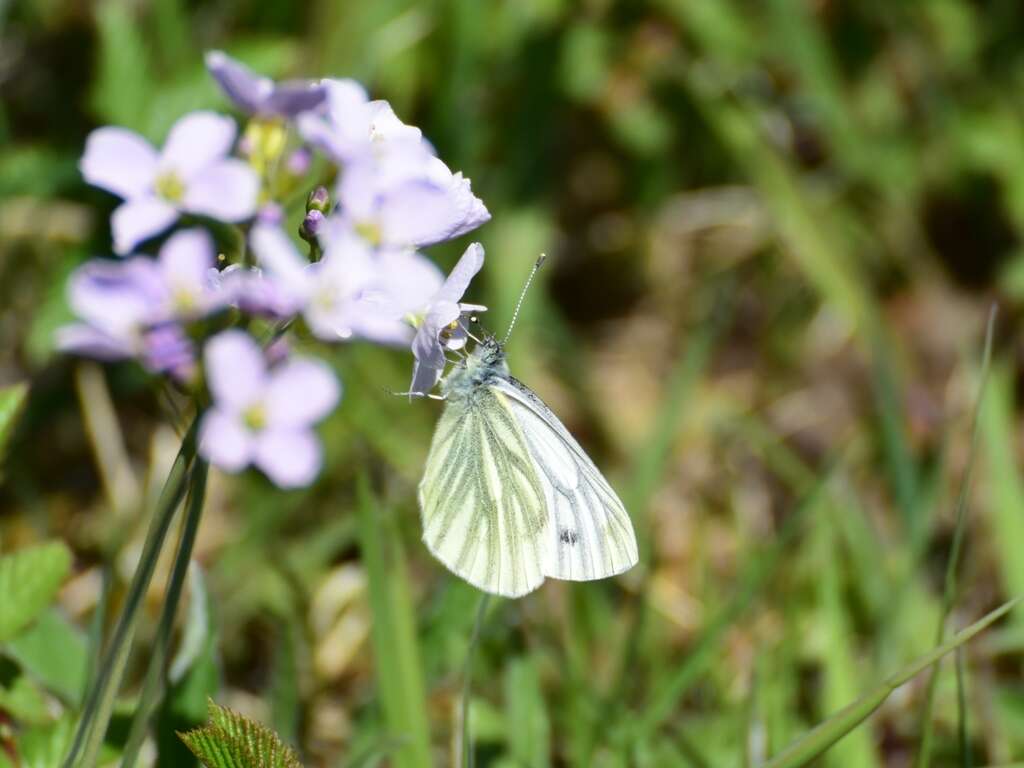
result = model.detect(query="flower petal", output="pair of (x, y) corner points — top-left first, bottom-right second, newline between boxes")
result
(204, 50), (272, 114)
(264, 81), (328, 118)
(160, 111), (237, 179)
(264, 357), (341, 428)
(250, 224), (311, 305)
(56, 324), (135, 361)
(436, 242), (485, 304)
(198, 408), (253, 473)
(110, 198), (179, 255)
(159, 228), (216, 294)
(255, 429), (322, 488)
(80, 127), (159, 200)
(204, 329), (266, 412)
(183, 159), (259, 222)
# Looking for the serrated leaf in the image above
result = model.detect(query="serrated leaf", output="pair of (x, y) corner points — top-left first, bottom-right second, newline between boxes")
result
(179, 700), (302, 768)
(0, 542), (72, 643)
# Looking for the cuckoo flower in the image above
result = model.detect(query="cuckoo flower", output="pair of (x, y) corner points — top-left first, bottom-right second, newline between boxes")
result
(297, 78), (422, 164)
(80, 111), (258, 253)
(198, 330), (340, 488)
(205, 50), (327, 118)
(408, 242), (486, 394)
(337, 138), (491, 249)
(249, 224), (378, 341)
(58, 229), (226, 373)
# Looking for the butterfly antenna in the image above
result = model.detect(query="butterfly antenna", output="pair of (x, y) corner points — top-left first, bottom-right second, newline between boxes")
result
(503, 254), (547, 344)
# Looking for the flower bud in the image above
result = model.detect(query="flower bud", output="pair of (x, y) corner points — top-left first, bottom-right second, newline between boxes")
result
(306, 185), (330, 214)
(299, 209), (326, 243)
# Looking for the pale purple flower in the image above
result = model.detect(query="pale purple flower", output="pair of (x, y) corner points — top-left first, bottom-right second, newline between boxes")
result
(205, 51), (327, 118)
(336, 138), (491, 248)
(57, 258), (167, 361)
(250, 224), (378, 341)
(58, 229), (225, 374)
(198, 330), (340, 488)
(209, 264), (299, 319)
(409, 242), (486, 394)
(80, 111), (258, 253)
(143, 324), (196, 381)
(297, 79), (422, 164)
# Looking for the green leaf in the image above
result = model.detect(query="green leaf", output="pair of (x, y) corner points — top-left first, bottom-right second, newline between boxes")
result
(0, 541), (72, 643)
(0, 382), (28, 467)
(16, 716), (75, 768)
(0, 666), (51, 725)
(5, 609), (88, 705)
(89, 0), (155, 132)
(178, 700), (302, 768)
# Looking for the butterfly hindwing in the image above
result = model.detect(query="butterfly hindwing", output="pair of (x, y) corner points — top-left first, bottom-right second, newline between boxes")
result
(418, 386), (548, 597)
(494, 377), (639, 582)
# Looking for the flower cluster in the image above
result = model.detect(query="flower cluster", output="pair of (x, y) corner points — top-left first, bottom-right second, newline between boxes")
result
(60, 52), (490, 488)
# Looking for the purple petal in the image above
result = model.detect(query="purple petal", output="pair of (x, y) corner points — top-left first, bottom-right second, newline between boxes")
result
(198, 407), (253, 472)
(159, 228), (216, 299)
(204, 50), (272, 114)
(250, 225), (311, 304)
(183, 159), (259, 222)
(160, 111), (237, 179)
(205, 50), (327, 118)
(111, 197), (178, 254)
(436, 242), (485, 304)
(80, 127), (158, 200)
(204, 329), (266, 412)
(264, 357), (340, 428)
(377, 173), (490, 247)
(68, 257), (165, 332)
(254, 429), (322, 488)
(56, 324), (135, 361)
(264, 81), (328, 118)
(142, 324), (196, 380)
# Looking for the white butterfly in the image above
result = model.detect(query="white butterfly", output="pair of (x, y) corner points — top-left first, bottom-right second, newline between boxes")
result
(417, 265), (638, 597)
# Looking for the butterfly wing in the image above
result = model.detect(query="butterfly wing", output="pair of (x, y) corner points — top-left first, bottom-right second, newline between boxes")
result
(418, 386), (549, 597)
(494, 377), (639, 582)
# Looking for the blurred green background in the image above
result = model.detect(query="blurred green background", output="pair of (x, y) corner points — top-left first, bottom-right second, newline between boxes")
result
(5, 0), (1024, 766)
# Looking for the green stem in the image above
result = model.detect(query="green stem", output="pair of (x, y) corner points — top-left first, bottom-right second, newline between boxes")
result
(120, 458), (209, 768)
(62, 418), (199, 768)
(462, 594), (491, 768)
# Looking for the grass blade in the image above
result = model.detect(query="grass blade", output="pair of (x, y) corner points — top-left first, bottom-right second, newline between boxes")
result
(762, 598), (1020, 768)
(62, 418), (198, 768)
(356, 474), (432, 768)
(913, 305), (996, 768)
(461, 594), (490, 768)
(121, 458), (209, 768)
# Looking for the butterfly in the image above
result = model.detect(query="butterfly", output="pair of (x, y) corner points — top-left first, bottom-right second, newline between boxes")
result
(417, 259), (639, 597)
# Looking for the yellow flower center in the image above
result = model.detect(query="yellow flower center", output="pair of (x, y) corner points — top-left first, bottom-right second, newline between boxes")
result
(354, 220), (382, 246)
(155, 171), (185, 203)
(243, 404), (266, 431)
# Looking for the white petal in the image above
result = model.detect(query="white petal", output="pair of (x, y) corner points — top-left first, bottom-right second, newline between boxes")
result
(203, 329), (267, 411)
(183, 159), (259, 222)
(160, 111), (237, 179)
(80, 127), (158, 199)
(110, 198), (178, 254)
(198, 408), (253, 473)
(264, 357), (341, 428)
(255, 429), (322, 488)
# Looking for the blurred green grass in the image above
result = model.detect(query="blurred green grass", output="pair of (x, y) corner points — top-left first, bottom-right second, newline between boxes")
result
(4, 0), (1024, 765)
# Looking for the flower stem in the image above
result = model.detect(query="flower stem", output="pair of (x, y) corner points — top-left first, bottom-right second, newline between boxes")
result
(62, 418), (199, 768)
(120, 457), (209, 768)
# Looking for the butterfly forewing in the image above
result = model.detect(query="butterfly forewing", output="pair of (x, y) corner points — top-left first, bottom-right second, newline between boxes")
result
(418, 386), (549, 597)
(494, 377), (639, 582)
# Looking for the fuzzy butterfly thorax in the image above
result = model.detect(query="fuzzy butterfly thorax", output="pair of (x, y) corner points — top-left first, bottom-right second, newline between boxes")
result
(441, 336), (510, 402)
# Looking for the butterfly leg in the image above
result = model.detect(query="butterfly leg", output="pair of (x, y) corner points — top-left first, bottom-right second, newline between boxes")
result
(386, 388), (447, 401)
